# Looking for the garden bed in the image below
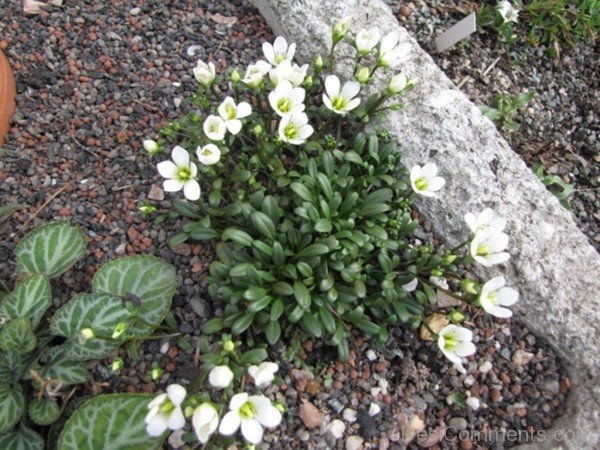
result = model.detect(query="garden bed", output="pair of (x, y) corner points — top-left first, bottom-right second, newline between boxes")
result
(0, 1), (583, 449)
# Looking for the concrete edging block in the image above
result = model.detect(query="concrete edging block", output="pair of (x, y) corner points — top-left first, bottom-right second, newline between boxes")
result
(250, 0), (600, 448)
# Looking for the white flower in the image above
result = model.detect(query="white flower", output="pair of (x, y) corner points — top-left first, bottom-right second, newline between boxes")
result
(209, 365), (234, 389)
(203, 115), (227, 141)
(268, 80), (305, 117)
(464, 208), (507, 235)
(262, 36), (296, 66)
(322, 75), (361, 115)
(278, 113), (314, 145)
(402, 278), (418, 292)
(218, 97), (252, 135)
(192, 403), (220, 444)
(438, 325), (476, 374)
(269, 60), (308, 87)
(410, 163), (445, 197)
(145, 384), (187, 436)
(157, 146), (200, 201)
(470, 228), (510, 267)
(333, 16), (351, 41)
(498, 1), (519, 23)
(479, 276), (519, 318)
(143, 139), (160, 155)
(248, 362), (278, 387)
(219, 393), (282, 444)
(196, 144), (221, 165)
(242, 61), (271, 88)
(378, 31), (411, 67)
(387, 73), (408, 94)
(193, 60), (216, 87)
(356, 28), (381, 53)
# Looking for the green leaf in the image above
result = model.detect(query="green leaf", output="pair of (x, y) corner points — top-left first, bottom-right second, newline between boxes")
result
(15, 221), (87, 278)
(316, 173), (333, 200)
(0, 204), (26, 223)
(318, 309), (336, 334)
(36, 346), (88, 386)
(364, 188), (393, 205)
(270, 299), (284, 321)
(357, 202), (390, 218)
(250, 211), (276, 240)
(28, 398), (61, 426)
(271, 242), (285, 266)
(231, 169), (252, 182)
(0, 274), (51, 327)
(168, 232), (189, 247)
(337, 339), (349, 362)
(301, 313), (322, 337)
(0, 317), (36, 354)
(290, 182), (314, 202)
(273, 282), (293, 296)
(0, 426), (44, 450)
(92, 255), (177, 335)
(238, 348), (268, 365)
(58, 394), (165, 450)
(344, 151), (363, 165)
(222, 228), (254, 246)
(293, 282), (311, 309)
(296, 243), (329, 259)
(314, 218), (332, 233)
(189, 228), (219, 241)
(231, 313), (255, 334)
(0, 351), (22, 383)
(246, 296), (272, 313)
(265, 321), (281, 345)
(0, 384), (24, 433)
(201, 318), (223, 334)
(172, 199), (201, 218)
(50, 293), (129, 360)
(243, 286), (268, 301)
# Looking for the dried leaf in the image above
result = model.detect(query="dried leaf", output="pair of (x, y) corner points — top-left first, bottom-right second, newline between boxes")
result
(23, 0), (48, 14)
(209, 13), (237, 26)
(0, 50), (16, 145)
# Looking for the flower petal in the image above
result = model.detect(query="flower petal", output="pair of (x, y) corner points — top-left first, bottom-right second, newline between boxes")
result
(183, 180), (201, 201)
(421, 162), (438, 178)
(254, 406), (282, 428)
(167, 384), (187, 406)
(157, 161), (177, 179)
(485, 304), (513, 318)
(168, 407), (186, 430)
(219, 411), (241, 436)
(226, 119), (243, 135)
(164, 179), (184, 192)
(497, 287), (519, 306)
(454, 340), (476, 357)
(241, 419), (264, 444)
(341, 81), (360, 100)
(171, 146), (189, 166)
(146, 415), (169, 436)
(236, 102), (252, 118)
(324, 75), (340, 97)
(230, 393), (249, 410)
(426, 176), (445, 192)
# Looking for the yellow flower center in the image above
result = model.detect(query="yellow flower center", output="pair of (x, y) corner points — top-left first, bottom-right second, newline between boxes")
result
(277, 97), (292, 113)
(201, 149), (212, 157)
(275, 54), (285, 64)
(284, 123), (299, 139)
(177, 167), (192, 182)
(158, 400), (175, 414)
(443, 334), (457, 351)
(414, 177), (428, 191)
(332, 96), (347, 110)
(225, 105), (237, 120)
(477, 244), (489, 256)
(239, 401), (257, 419)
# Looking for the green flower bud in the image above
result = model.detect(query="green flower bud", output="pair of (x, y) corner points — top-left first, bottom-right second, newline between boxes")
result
(112, 322), (128, 339)
(333, 17), (351, 43)
(139, 205), (157, 214)
(460, 279), (478, 295)
(231, 69), (240, 82)
(314, 55), (324, 71)
(223, 340), (235, 352)
(151, 367), (163, 381)
(356, 67), (370, 84)
(253, 124), (263, 135)
(143, 139), (160, 155)
(430, 269), (443, 278)
(303, 75), (313, 88)
(449, 310), (465, 323)
(111, 358), (124, 372)
(442, 255), (458, 265)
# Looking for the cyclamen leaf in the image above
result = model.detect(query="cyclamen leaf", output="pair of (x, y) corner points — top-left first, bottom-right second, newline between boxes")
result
(0, 426), (44, 450)
(92, 256), (177, 335)
(58, 394), (164, 450)
(28, 398), (61, 426)
(0, 317), (36, 354)
(36, 345), (88, 386)
(0, 350), (22, 383)
(0, 384), (24, 433)
(15, 221), (87, 278)
(0, 273), (51, 327)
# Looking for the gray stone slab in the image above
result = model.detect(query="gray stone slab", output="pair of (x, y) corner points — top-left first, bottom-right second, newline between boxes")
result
(250, 0), (600, 448)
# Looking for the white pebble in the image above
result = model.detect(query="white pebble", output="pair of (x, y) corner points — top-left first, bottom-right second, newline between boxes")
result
(463, 375), (475, 387)
(370, 387), (381, 397)
(129, 7), (141, 15)
(345, 436), (364, 450)
(366, 349), (377, 361)
(342, 408), (357, 423)
(369, 403), (381, 416)
(328, 419), (346, 439)
(479, 361), (493, 374)
(160, 341), (170, 354)
(378, 379), (389, 395)
(466, 396), (481, 410)
(174, 97), (182, 108)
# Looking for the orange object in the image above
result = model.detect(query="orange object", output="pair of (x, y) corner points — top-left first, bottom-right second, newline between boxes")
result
(0, 49), (16, 146)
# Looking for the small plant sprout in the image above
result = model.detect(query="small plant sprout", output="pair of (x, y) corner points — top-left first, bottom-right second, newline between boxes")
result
(157, 145), (200, 201)
(278, 113), (314, 145)
(262, 36), (296, 66)
(378, 31), (411, 67)
(478, 276), (519, 318)
(208, 365), (234, 389)
(145, 384), (187, 436)
(268, 80), (306, 117)
(322, 75), (361, 115)
(355, 27), (381, 54)
(218, 394), (283, 444)
(438, 325), (476, 374)
(193, 60), (216, 87)
(192, 403), (220, 444)
(248, 362), (279, 388)
(196, 144), (221, 166)
(217, 97), (252, 135)
(410, 163), (446, 197)
(470, 228), (510, 267)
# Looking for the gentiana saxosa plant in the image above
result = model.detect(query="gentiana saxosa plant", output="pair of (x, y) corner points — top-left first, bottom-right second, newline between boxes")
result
(144, 18), (521, 446)
(0, 221), (178, 449)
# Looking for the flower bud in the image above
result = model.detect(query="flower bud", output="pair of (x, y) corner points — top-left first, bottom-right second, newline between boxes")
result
(184, 405), (195, 418)
(112, 322), (128, 339)
(208, 365), (234, 389)
(230, 69), (240, 82)
(333, 17), (351, 43)
(356, 67), (370, 83)
(430, 269), (444, 278)
(460, 279), (478, 295)
(252, 124), (263, 135)
(151, 367), (163, 380)
(111, 358), (124, 372)
(449, 310), (465, 323)
(139, 205), (157, 214)
(143, 139), (160, 155)
(223, 340), (235, 352)
(387, 73), (408, 94)
(303, 75), (313, 88)
(79, 328), (94, 344)
(442, 255), (458, 265)
(314, 55), (323, 71)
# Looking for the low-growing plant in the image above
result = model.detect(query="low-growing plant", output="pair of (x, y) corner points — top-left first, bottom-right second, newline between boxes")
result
(479, 91), (535, 132)
(145, 18), (522, 376)
(0, 221), (177, 448)
(533, 161), (574, 211)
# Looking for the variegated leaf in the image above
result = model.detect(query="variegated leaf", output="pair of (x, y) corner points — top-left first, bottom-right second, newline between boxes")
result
(35, 345), (88, 386)
(58, 394), (165, 450)
(0, 317), (36, 354)
(0, 426), (44, 450)
(50, 293), (131, 361)
(28, 398), (61, 426)
(15, 221), (87, 278)
(0, 350), (22, 383)
(0, 384), (24, 433)
(92, 256), (177, 334)
(0, 273), (51, 327)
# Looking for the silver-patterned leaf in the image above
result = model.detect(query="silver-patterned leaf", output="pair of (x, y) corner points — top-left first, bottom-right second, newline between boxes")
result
(0, 384), (24, 433)
(28, 398), (61, 426)
(0, 274), (51, 327)
(92, 256), (177, 334)
(0, 350), (23, 383)
(0, 426), (44, 450)
(15, 221), (87, 278)
(35, 345), (88, 386)
(58, 394), (165, 450)
(0, 318), (36, 354)
(50, 293), (131, 361)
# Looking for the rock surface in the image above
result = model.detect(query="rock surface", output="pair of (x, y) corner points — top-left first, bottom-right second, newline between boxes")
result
(250, 0), (600, 448)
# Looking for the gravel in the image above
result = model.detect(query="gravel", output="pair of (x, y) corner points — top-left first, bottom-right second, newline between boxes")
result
(0, 1), (572, 449)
